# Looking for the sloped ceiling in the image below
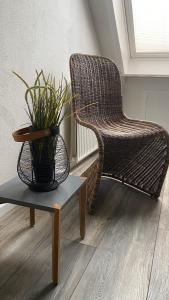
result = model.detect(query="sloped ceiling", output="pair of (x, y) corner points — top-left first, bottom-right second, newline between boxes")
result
(88, 0), (124, 73)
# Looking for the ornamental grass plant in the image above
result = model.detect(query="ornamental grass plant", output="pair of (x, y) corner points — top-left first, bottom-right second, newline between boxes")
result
(13, 70), (72, 130)
(13, 71), (72, 188)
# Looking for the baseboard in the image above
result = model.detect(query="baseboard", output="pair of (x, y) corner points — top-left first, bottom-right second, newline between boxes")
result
(0, 203), (15, 218)
(71, 151), (98, 176)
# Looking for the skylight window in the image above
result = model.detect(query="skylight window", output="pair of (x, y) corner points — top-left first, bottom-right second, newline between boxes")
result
(125, 0), (169, 56)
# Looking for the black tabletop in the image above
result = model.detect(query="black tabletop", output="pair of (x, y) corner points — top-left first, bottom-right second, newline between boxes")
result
(0, 175), (86, 212)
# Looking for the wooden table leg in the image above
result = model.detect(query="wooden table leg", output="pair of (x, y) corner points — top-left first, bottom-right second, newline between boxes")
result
(52, 204), (61, 285)
(79, 182), (87, 239)
(30, 208), (35, 227)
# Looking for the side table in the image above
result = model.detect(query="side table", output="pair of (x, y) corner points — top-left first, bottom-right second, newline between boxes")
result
(0, 175), (86, 285)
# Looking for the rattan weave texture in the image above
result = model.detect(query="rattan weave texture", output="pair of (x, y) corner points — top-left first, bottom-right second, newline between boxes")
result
(70, 53), (169, 211)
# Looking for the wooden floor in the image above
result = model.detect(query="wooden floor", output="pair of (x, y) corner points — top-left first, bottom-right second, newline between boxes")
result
(0, 171), (169, 300)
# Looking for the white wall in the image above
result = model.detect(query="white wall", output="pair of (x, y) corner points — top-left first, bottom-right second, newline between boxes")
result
(0, 0), (101, 186)
(123, 77), (169, 132)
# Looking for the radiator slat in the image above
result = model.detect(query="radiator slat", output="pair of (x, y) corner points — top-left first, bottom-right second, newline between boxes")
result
(77, 124), (98, 161)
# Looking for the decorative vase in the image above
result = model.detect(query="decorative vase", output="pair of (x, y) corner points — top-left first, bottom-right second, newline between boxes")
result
(14, 126), (70, 192)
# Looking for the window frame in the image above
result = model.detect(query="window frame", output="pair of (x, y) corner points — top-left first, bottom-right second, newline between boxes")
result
(124, 0), (169, 58)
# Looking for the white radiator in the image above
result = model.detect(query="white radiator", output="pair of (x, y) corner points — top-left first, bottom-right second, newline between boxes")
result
(77, 124), (98, 161)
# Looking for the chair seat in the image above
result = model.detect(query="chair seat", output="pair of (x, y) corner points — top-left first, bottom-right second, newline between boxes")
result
(88, 116), (168, 197)
(96, 118), (164, 139)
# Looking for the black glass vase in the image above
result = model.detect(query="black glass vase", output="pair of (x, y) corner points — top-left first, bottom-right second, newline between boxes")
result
(17, 127), (70, 192)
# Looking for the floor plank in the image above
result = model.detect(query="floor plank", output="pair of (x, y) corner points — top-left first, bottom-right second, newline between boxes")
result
(99, 184), (161, 249)
(71, 184), (161, 300)
(70, 243), (153, 300)
(0, 238), (94, 300)
(0, 210), (51, 288)
(158, 171), (169, 230)
(0, 206), (28, 227)
(147, 229), (169, 300)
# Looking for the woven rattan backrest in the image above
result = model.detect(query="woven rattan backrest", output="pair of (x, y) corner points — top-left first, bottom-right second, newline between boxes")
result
(70, 53), (122, 122)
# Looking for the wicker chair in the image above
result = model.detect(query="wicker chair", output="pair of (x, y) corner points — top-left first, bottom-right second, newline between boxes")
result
(70, 53), (169, 212)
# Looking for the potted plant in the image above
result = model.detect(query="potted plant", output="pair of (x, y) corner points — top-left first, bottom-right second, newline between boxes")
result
(12, 71), (72, 191)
